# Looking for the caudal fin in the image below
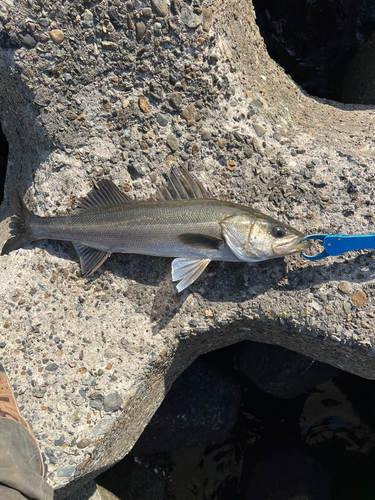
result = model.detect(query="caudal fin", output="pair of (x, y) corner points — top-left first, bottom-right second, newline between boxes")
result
(1, 190), (35, 255)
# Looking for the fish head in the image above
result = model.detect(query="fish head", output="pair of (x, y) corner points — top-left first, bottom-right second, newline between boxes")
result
(221, 212), (310, 261)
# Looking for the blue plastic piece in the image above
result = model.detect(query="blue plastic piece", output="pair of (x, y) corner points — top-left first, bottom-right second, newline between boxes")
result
(301, 233), (375, 261)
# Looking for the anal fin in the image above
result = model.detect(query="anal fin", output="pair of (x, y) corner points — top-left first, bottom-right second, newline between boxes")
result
(172, 258), (210, 292)
(73, 243), (111, 276)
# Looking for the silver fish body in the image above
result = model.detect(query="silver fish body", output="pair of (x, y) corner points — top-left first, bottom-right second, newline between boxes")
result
(2, 167), (309, 291)
(34, 199), (259, 260)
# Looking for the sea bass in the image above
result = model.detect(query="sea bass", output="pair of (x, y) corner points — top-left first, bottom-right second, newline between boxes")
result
(1, 166), (309, 292)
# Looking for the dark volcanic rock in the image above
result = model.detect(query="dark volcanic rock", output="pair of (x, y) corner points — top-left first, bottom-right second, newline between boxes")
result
(238, 341), (342, 399)
(132, 359), (241, 455)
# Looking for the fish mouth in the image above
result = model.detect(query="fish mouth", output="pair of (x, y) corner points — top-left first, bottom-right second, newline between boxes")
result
(273, 236), (311, 256)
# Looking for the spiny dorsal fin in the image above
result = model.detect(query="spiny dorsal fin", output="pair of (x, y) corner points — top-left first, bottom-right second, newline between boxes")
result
(76, 179), (132, 213)
(152, 166), (210, 201)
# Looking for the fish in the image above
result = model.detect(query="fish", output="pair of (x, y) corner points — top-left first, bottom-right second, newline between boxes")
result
(1, 166), (309, 292)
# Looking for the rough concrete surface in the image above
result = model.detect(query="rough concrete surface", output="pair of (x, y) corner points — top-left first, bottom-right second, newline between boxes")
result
(1, 0), (375, 497)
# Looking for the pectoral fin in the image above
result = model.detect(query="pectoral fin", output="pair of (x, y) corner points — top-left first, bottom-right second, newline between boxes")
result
(178, 233), (223, 250)
(73, 243), (111, 275)
(172, 258), (211, 292)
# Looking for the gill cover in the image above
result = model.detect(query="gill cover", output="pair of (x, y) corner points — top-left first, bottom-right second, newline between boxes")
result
(220, 213), (304, 262)
(220, 214), (263, 262)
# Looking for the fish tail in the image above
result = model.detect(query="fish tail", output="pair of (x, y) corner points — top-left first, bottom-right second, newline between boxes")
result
(1, 190), (36, 255)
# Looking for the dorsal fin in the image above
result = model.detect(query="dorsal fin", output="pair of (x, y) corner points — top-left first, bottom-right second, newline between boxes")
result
(76, 179), (132, 213)
(152, 166), (210, 201)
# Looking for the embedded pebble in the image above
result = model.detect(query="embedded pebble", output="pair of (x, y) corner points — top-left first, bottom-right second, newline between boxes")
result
(252, 123), (266, 137)
(57, 401), (68, 412)
(76, 438), (91, 449)
(90, 396), (104, 410)
(181, 5), (202, 28)
(250, 99), (263, 110)
(102, 41), (118, 51)
(127, 13), (135, 30)
(351, 291), (367, 308)
(38, 18), (50, 27)
(54, 435), (65, 446)
(202, 7), (213, 32)
(252, 137), (261, 152)
(72, 410), (82, 422)
(157, 113), (169, 127)
(57, 465), (76, 478)
(82, 10), (94, 28)
(154, 22), (162, 36)
(45, 449), (57, 465)
(189, 319), (199, 327)
(66, 110), (77, 121)
(136, 21), (146, 41)
(18, 33), (37, 47)
(338, 282), (350, 295)
(167, 134), (179, 152)
(168, 92), (183, 108)
(89, 417), (117, 438)
(181, 104), (194, 126)
(104, 348), (116, 359)
(49, 29), (64, 44)
(139, 95), (150, 113)
(104, 392), (123, 412)
(151, 0), (168, 17)
(45, 363), (58, 372)
(32, 388), (46, 398)
(142, 8), (152, 19)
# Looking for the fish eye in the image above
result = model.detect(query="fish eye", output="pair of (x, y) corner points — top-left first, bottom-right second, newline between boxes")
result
(272, 226), (285, 238)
